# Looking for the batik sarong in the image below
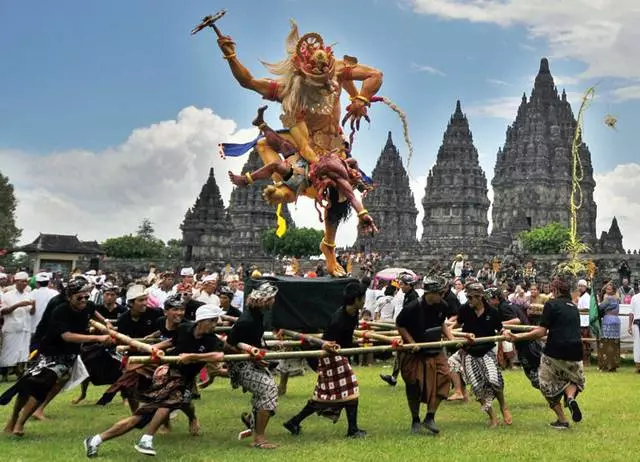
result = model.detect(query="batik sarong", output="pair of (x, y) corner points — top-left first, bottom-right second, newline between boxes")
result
(463, 351), (504, 412)
(538, 354), (585, 407)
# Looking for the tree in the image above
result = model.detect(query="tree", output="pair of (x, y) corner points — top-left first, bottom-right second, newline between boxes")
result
(0, 172), (22, 263)
(102, 234), (165, 259)
(164, 238), (184, 260)
(518, 222), (570, 254)
(261, 227), (324, 258)
(137, 218), (156, 240)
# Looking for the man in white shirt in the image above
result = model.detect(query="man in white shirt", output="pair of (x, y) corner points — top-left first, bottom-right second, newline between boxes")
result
(147, 272), (175, 307)
(29, 273), (59, 335)
(362, 276), (382, 315)
(0, 272), (35, 379)
(195, 275), (220, 306)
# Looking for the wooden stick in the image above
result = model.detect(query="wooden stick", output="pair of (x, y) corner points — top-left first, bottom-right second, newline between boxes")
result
(236, 342), (260, 356)
(362, 321), (396, 330)
(89, 320), (156, 354)
(279, 329), (341, 352)
(128, 334), (508, 364)
(354, 330), (402, 345)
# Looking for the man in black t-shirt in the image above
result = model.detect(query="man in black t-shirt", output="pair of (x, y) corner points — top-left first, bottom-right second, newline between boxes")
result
(485, 287), (542, 389)
(95, 283), (127, 321)
(396, 277), (455, 434)
(116, 284), (163, 339)
(380, 272), (419, 386)
(453, 282), (511, 427)
(84, 305), (225, 457)
(226, 282), (279, 449)
(1, 279), (114, 437)
(283, 283), (367, 439)
(505, 276), (585, 430)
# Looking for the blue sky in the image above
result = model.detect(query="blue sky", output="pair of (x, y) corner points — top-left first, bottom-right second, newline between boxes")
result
(2, 0), (639, 249)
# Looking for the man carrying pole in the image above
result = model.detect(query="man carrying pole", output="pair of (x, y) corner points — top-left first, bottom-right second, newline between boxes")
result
(395, 277), (456, 434)
(283, 282), (367, 439)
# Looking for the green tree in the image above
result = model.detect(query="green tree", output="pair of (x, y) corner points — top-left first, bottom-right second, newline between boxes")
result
(102, 234), (165, 259)
(518, 222), (570, 254)
(164, 238), (184, 260)
(0, 172), (22, 263)
(137, 218), (156, 240)
(261, 227), (324, 257)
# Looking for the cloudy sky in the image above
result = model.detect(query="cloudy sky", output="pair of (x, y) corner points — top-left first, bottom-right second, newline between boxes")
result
(2, 1), (639, 250)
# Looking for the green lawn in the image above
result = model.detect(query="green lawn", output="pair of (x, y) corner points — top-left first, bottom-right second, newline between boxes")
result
(0, 363), (638, 462)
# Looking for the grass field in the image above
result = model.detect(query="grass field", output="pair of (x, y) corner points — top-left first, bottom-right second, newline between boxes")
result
(0, 363), (638, 462)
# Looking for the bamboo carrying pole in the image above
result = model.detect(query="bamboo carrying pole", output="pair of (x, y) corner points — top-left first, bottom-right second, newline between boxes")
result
(236, 342), (260, 356)
(279, 329), (341, 352)
(89, 320), (157, 354)
(128, 334), (507, 364)
(354, 330), (402, 345)
(363, 321), (396, 330)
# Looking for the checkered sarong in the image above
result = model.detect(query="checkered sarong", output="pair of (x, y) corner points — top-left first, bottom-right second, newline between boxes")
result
(312, 355), (359, 403)
(464, 351), (504, 412)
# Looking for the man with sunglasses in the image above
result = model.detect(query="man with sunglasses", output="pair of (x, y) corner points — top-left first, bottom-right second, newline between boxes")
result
(1, 278), (114, 436)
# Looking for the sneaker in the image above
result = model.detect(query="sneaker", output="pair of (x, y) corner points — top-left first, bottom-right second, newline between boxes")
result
(380, 374), (397, 386)
(347, 429), (367, 438)
(134, 439), (156, 456)
(567, 399), (582, 423)
(549, 420), (569, 430)
(283, 420), (301, 436)
(411, 421), (423, 434)
(84, 437), (98, 458)
(422, 418), (440, 434)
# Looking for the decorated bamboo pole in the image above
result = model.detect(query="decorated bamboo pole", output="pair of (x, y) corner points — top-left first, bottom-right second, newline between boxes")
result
(128, 334), (507, 364)
(279, 329), (341, 352)
(236, 342), (261, 356)
(90, 320), (158, 355)
(354, 330), (402, 345)
(264, 340), (305, 348)
(362, 321), (396, 330)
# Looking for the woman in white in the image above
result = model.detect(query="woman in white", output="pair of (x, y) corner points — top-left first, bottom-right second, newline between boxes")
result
(629, 293), (640, 372)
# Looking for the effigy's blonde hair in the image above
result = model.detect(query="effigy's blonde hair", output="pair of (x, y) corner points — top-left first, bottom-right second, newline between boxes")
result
(261, 20), (337, 123)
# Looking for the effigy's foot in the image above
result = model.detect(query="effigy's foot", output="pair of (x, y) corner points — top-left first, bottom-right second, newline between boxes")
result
(252, 105), (268, 128)
(262, 185), (294, 205)
(229, 171), (250, 187)
(320, 241), (346, 277)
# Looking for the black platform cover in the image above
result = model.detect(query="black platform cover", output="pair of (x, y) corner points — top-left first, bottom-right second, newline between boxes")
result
(245, 276), (359, 332)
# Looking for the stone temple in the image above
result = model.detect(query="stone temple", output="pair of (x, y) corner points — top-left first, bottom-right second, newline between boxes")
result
(354, 132), (418, 253)
(181, 150), (294, 263)
(421, 100), (490, 256)
(490, 58), (598, 248)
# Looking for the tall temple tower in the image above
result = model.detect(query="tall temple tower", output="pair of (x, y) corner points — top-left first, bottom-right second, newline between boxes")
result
(354, 132), (418, 253)
(180, 167), (232, 262)
(491, 58), (597, 246)
(421, 101), (490, 255)
(227, 149), (295, 260)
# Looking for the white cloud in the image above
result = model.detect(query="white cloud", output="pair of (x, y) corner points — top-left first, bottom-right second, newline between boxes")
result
(594, 163), (640, 251)
(408, 0), (640, 94)
(611, 84), (640, 102)
(487, 78), (510, 86)
(466, 96), (522, 120)
(411, 62), (447, 76)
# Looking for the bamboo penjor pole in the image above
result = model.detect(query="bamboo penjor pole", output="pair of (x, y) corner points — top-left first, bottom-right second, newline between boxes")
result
(90, 320), (157, 354)
(279, 329), (341, 352)
(128, 334), (508, 364)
